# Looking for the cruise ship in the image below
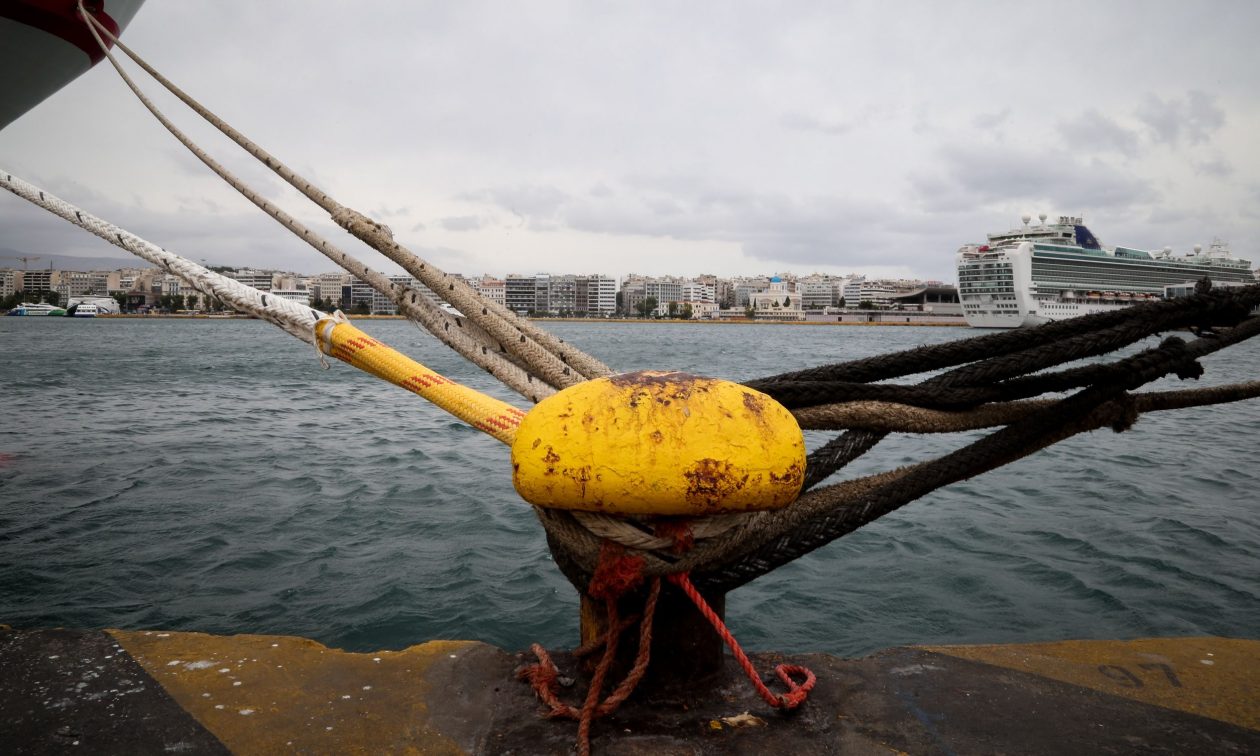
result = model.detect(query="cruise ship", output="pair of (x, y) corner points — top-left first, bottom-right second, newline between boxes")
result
(956, 214), (1257, 327)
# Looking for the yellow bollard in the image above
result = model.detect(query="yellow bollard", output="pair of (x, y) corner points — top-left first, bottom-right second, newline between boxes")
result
(511, 371), (805, 515)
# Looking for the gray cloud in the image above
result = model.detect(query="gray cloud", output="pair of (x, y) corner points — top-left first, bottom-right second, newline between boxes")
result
(780, 112), (854, 136)
(1194, 156), (1233, 177)
(970, 108), (1011, 133)
(1057, 110), (1140, 157)
(439, 215), (484, 232)
(1135, 90), (1225, 146)
(913, 142), (1157, 213)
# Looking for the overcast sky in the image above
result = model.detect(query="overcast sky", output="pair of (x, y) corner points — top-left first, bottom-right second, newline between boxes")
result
(2, 1), (1258, 283)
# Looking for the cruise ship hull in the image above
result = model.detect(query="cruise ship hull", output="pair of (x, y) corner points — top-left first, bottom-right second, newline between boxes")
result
(958, 233), (1257, 328)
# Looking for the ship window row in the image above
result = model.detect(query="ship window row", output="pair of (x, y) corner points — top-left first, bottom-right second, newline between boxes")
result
(1032, 255), (1255, 281)
(958, 273), (1015, 283)
(1031, 260), (1255, 283)
(1031, 263), (1254, 289)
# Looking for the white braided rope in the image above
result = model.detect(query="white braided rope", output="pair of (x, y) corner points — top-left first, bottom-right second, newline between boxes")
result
(570, 510), (748, 551)
(0, 170), (320, 343)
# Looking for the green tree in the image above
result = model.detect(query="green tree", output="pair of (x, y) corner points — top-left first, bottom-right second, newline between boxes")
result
(351, 299), (371, 315)
(43, 290), (60, 306)
(681, 303), (693, 320)
(635, 296), (659, 318)
(744, 306), (756, 319)
(859, 299), (874, 310)
(667, 301), (679, 318)
(112, 292), (127, 312)
(783, 296), (791, 307)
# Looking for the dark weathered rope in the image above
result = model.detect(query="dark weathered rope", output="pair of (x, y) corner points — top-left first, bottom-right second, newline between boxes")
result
(801, 430), (886, 490)
(765, 311), (1260, 413)
(793, 380), (1260, 433)
(747, 285), (1260, 389)
(540, 291), (1260, 591)
(692, 324), (1259, 590)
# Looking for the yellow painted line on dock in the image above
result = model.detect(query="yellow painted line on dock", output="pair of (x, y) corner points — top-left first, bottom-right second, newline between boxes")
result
(110, 629), (476, 755)
(925, 636), (1260, 730)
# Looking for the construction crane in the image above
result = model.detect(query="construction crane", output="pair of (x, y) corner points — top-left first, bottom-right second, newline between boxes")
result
(1, 255), (41, 270)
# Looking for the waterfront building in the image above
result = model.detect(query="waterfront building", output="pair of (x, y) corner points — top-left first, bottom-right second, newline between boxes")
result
(20, 268), (53, 295)
(505, 274), (538, 314)
(732, 277), (770, 308)
(797, 274), (844, 310)
(889, 286), (962, 314)
(749, 276), (805, 321)
(226, 269), (275, 292)
(644, 278), (684, 317)
(842, 278), (896, 309)
(0, 269), (15, 299)
(472, 276), (506, 308)
(312, 272), (349, 308)
(548, 274), (577, 316)
(576, 274), (617, 317)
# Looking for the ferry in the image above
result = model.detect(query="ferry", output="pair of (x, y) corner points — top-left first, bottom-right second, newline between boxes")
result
(956, 214), (1257, 327)
(5, 302), (64, 316)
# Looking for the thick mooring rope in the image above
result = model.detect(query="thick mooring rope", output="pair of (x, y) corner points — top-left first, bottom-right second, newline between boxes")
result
(78, 9), (556, 403)
(534, 289), (1260, 590)
(80, 7), (613, 388)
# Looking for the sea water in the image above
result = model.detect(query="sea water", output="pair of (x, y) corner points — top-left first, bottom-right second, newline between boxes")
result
(1, 317), (1257, 656)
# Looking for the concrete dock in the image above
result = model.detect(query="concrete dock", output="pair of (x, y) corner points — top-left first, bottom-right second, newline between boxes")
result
(2, 626), (1256, 753)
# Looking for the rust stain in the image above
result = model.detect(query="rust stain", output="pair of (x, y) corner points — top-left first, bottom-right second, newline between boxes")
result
(683, 458), (749, 511)
(607, 370), (695, 388)
(769, 460), (804, 490)
(563, 465), (593, 499)
(742, 391), (768, 416)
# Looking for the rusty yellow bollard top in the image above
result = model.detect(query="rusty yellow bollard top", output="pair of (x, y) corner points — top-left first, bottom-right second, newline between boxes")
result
(511, 371), (806, 516)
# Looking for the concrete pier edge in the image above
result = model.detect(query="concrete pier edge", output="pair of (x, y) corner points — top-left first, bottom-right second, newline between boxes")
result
(2, 626), (1256, 754)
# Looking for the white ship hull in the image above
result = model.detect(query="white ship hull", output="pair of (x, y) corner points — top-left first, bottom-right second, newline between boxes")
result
(957, 219), (1256, 328)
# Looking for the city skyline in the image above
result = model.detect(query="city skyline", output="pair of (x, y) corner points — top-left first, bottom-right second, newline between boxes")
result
(3, 3), (1258, 285)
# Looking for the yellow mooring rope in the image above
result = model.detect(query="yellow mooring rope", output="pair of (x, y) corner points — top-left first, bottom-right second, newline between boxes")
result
(316, 317), (525, 445)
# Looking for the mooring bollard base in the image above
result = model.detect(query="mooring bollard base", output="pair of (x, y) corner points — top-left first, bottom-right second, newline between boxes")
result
(579, 582), (728, 694)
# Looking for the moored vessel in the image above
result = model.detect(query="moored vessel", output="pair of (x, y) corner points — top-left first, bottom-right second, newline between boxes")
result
(0, 0), (147, 130)
(957, 214), (1256, 327)
(5, 301), (63, 316)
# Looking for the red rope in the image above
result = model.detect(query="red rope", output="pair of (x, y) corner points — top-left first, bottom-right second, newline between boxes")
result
(667, 571), (816, 710)
(517, 545), (662, 756)
(520, 527), (817, 754)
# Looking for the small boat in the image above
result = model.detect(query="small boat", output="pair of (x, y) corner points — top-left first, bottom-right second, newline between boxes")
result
(71, 303), (99, 318)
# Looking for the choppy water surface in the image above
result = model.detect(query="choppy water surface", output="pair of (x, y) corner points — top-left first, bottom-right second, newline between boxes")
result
(2, 318), (1257, 656)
